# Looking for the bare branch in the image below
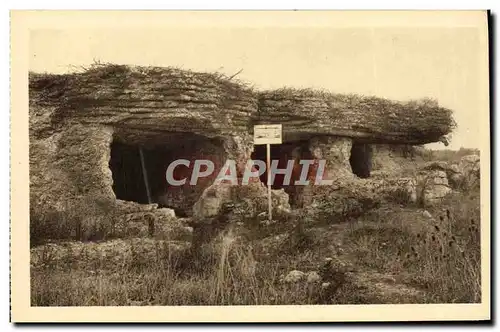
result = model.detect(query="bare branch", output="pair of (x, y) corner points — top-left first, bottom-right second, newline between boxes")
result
(228, 69), (243, 81)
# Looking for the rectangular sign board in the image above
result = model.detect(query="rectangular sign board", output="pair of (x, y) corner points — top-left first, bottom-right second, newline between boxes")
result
(253, 124), (282, 145)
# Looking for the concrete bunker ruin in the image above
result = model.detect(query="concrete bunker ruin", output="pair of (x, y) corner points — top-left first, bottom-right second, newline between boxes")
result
(29, 64), (456, 241)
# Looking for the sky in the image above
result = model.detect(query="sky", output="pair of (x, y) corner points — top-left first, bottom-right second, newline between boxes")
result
(29, 21), (488, 150)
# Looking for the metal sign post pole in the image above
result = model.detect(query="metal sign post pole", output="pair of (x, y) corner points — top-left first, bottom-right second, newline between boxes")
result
(253, 124), (282, 223)
(266, 143), (272, 221)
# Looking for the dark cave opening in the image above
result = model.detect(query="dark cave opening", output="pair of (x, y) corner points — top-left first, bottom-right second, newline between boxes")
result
(108, 134), (226, 217)
(349, 142), (373, 178)
(109, 140), (172, 206)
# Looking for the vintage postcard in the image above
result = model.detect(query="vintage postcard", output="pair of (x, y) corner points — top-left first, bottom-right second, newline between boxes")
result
(10, 10), (491, 322)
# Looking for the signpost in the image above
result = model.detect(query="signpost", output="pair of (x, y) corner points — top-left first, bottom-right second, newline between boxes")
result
(253, 124), (283, 221)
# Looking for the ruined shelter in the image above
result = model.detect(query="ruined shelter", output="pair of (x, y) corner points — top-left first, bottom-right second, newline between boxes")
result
(29, 64), (455, 240)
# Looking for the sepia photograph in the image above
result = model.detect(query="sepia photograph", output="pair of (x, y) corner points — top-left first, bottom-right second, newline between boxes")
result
(10, 10), (491, 322)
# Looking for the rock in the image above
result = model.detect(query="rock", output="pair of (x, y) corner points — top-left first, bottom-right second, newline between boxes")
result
(115, 200), (159, 213)
(447, 165), (463, 188)
(193, 182), (291, 222)
(321, 282), (331, 288)
(457, 154), (480, 189)
(283, 270), (306, 283)
(381, 275), (397, 284)
(294, 138), (355, 206)
(416, 170), (452, 206)
(319, 256), (351, 279)
(422, 160), (451, 172)
(365, 177), (418, 204)
(306, 271), (322, 283)
(235, 184), (292, 220)
(461, 154), (480, 165)
(114, 207), (191, 241)
(423, 155), (480, 191)
(192, 182), (234, 219)
(301, 180), (382, 221)
(189, 182), (294, 256)
(271, 189), (292, 215)
(449, 163), (460, 173)
(422, 210), (432, 218)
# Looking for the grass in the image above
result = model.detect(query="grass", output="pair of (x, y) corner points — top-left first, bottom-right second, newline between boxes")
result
(31, 230), (326, 306)
(31, 182), (481, 306)
(344, 189), (481, 303)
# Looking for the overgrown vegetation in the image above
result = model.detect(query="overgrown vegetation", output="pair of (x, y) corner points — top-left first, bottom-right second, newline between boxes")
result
(30, 195), (118, 247)
(31, 183), (481, 305)
(344, 189), (481, 303)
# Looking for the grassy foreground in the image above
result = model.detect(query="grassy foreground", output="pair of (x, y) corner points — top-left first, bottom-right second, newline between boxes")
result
(31, 186), (481, 306)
